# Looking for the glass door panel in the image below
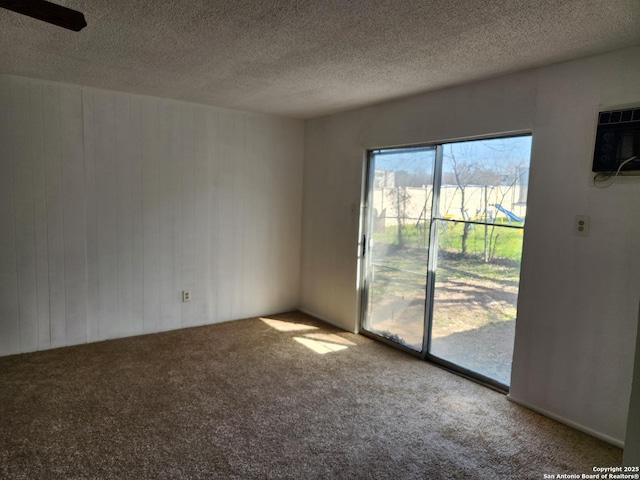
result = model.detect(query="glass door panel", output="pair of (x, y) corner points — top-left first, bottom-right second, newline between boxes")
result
(429, 221), (524, 385)
(428, 136), (531, 387)
(362, 147), (436, 351)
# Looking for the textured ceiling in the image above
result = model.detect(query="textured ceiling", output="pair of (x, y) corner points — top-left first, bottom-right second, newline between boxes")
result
(1, 0), (639, 118)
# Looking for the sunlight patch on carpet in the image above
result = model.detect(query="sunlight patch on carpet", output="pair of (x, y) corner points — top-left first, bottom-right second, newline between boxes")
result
(260, 318), (319, 332)
(293, 334), (354, 354)
(303, 333), (356, 346)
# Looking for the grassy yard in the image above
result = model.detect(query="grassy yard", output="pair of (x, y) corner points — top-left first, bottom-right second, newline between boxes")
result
(373, 219), (524, 262)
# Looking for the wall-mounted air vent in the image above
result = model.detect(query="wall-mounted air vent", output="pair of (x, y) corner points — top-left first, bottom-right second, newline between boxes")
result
(593, 107), (640, 173)
(598, 108), (640, 125)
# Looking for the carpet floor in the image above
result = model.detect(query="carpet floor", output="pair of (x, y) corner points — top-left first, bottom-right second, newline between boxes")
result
(0, 311), (622, 479)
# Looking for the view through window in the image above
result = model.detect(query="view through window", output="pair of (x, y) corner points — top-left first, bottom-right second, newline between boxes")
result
(362, 135), (532, 389)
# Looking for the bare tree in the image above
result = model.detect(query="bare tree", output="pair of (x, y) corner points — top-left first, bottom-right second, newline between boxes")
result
(444, 142), (520, 257)
(387, 185), (410, 247)
(445, 145), (495, 254)
(485, 162), (528, 262)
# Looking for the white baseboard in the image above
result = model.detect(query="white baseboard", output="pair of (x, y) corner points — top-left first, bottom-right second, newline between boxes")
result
(507, 394), (624, 449)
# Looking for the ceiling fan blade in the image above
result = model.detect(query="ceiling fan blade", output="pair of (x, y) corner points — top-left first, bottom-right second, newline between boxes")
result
(0, 0), (86, 31)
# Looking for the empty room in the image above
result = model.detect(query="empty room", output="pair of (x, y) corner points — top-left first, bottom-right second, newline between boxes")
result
(1, 1), (640, 478)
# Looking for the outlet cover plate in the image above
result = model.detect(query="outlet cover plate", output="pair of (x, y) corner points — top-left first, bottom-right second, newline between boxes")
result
(575, 215), (590, 237)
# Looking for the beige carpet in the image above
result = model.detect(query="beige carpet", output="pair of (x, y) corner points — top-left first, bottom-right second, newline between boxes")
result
(0, 311), (621, 479)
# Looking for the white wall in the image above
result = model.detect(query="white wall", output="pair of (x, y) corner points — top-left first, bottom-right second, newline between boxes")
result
(0, 74), (303, 356)
(301, 46), (640, 446)
(623, 301), (640, 465)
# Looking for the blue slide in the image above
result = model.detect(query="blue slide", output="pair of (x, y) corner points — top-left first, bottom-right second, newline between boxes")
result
(495, 204), (524, 223)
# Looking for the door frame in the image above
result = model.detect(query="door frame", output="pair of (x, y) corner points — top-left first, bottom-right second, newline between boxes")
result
(358, 132), (532, 393)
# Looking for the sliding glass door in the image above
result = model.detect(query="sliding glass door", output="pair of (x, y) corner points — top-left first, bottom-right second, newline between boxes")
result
(361, 136), (531, 389)
(361, 146), (436, 351)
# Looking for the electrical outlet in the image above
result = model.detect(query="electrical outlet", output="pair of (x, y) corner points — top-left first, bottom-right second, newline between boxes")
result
(575, 215), (590, 237)
(182, 290), (191, 302)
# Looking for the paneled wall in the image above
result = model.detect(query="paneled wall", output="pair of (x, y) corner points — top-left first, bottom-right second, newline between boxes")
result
(0, 75), (303, 356)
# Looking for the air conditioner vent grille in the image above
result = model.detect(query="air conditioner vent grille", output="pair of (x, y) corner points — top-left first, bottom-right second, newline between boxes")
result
(598, 108), (640, 125)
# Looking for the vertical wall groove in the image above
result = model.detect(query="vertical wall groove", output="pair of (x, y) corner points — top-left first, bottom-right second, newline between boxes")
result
(28, 83), (39, 349)
(89, 88), (100, 341)
(110, 92), (116, 338)
(56, 86), (67, 345)
(9, 81), (21, 352)
(33, 84), (51, 350)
